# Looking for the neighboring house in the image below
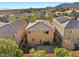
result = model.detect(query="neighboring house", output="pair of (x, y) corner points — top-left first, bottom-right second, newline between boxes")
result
(9, 20), (27, 44)
(0, 14), (9, 22)
(45, 12), (56, 17)
(52, 16), (79, 50)
(0, 22), (17, 41)
(9, 20), (27, 32)
(55, 11), (64, 16)
(36, 12), (46, 18)
(64, 10), (79, 16)
(26, 20), (55, 46)
(0, 20), (27, 44)
(9, 13), (32, 19)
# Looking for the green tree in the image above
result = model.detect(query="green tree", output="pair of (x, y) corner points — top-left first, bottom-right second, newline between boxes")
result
(29, 14), (38, 22)
(0, 39), (23, 57)
(46, 15), (53, 22)
(43, 41), (50, 45)
(54, 47), (72, 57)
(19, 16), (29, 21)
(19, 16), (30, 24)
(8, 16), (16, 21)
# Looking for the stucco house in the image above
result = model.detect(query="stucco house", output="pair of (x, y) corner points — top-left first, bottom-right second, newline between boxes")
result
(0, 20), (27, 44)
(64, 10), (79, 16)
(45, 12), (56, 17)
(9, 13), (32, 19)
(26, 20), (55, 46)
(0, 14), (9, 22)
(0, 22), (17, 41)
(36, 12), (46, 18)
(55, 11), (64, 16)
(52, 16), (79, 50)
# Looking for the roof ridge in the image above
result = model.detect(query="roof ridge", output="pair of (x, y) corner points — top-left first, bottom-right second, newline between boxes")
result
(26, 21), (54, 30)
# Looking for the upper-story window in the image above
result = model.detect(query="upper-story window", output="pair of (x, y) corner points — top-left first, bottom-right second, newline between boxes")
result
(69, 30), (72, 33)
(13, 34), (15, 38)
(32, 38), (35, 41)
(68, 37), (71, 40)
(44, 31), (49, 34)
(28, 31), (31, 34)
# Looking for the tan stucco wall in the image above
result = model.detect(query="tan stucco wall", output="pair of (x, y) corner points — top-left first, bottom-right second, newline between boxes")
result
(64, 28), (79, 44)
(27, 29), (55, 46)
(52, 18), (79, 50)
(62, 28), (79, 50)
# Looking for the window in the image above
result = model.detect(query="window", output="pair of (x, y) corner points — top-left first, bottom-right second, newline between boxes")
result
(28, 31), (31, 34)
(69, 30), (72, 33)
(32, 39), (35, 41)
(13, 34), (15, 38)
(40, 40), (42, 45)
(68, 37), (71, 40)
(44, 31), (49, 34)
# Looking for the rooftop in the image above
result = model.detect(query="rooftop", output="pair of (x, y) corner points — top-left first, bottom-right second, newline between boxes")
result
(54, 16), (71, 24)
(0, 22), (8, 27)
(10, 13), (32, 17)
(26, 20), (54, 30)
(65, 10), (79, 13)
(54, 16), (79, 28)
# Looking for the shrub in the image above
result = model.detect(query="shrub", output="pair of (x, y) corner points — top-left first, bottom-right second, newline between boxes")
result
(29, 48), (35, 54)
(54, 47), (72, 57)
(43, 41), (50, 45)
(34, 49), (46, 57)
(8, 16), (16, 21)
(16, 49), (23, 57)
(0, 39), (23, 57)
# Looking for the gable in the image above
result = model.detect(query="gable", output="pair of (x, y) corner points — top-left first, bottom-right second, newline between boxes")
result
(0, 24), (16, 34)
(27, 22), (52, 31)
(0, 24), (16, 39)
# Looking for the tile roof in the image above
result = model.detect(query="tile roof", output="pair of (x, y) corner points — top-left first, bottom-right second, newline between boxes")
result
(54, 16), (79, 28)
(65, 10), (79, 14)
(10, 13), (32, 17)
(54, 16), (71, 24)
(0, 20), (27, 33)
(9, 20), (27, 32)
(0, 22), (8, 27)
(65, 19), (79, 28)
(26, 20), (54, 30)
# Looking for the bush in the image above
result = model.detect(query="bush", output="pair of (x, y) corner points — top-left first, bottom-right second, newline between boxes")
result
(54, 47), (71, 57)
(8, 16), (16, 21)
(29, 48), (35, 54)
(34, 49), (46, 57)
(0, 39), (23, 57)
(16, 49), (23, 57)
(43, 41), (50, 45)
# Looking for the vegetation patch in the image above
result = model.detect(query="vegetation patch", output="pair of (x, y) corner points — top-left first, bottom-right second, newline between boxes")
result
(0, 39), (23, 57)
